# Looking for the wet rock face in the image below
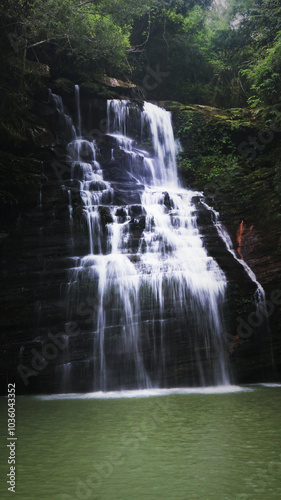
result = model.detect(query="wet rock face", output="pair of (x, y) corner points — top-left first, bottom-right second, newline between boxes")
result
(0, 94), (147, 394)
(229, 224), (281, 381)
(163, 192), (174, 210)
(161, 100), (281, 382)
(98, 206), (114, 225)
(194, 199), (279, 382)
(0, 93), (278, 396)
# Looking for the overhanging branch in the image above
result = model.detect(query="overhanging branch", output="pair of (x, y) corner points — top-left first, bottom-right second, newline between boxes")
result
(75, 0), (95, 7)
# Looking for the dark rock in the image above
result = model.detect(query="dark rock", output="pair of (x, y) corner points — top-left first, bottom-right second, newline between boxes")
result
(115, 207), (128, 222)
(113, 188), (142, 206)
(129, 205), (146, 216)
(102, 167), (135, 183)
(163, 192), (174, 210)
(115, 207), (127, 218)
(129, 215), (146, 234)
(98, 206), (114, 225)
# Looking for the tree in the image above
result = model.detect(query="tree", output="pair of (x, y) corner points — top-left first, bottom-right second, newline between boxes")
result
(226, 0), (281, 107)
(129, 1), (213, 102)
(0, 0), (132, 76)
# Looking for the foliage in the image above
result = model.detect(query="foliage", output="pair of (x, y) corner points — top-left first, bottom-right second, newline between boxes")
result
(0, 0), (131, 75)
(224, 0), (281, 107)
(1, 0), (280, 107)
(243, 33), (281, 107)
(173, 102), (281, 235)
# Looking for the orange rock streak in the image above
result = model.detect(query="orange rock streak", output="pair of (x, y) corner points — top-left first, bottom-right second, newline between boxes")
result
(236, 220), (253, 260)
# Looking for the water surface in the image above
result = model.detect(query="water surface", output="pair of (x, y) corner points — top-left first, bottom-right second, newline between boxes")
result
(1, 385), (281, 499)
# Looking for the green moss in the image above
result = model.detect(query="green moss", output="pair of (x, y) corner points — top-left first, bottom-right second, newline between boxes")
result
(166, 101), (281, 237)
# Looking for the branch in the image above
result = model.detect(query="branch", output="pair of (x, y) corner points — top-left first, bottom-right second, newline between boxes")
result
(26, 36), (65, 50)
(124, 54), (133, 78)
(162, 14), (169, 50)
(75, 0), (95, 7)
(238, 73), (248, 96)
(129, 11), (151, 53)
(26, 39), (51, 49)
(67, 35), (74, 53)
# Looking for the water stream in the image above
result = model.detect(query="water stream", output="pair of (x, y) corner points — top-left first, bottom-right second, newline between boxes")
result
(58, 94), (231, 391)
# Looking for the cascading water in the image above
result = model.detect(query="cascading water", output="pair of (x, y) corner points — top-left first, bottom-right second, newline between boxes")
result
(62, 95), (230, 391)
(201, 200), (273, 362)
(201, 201), (268, 314)
(75, 84), (82, 137)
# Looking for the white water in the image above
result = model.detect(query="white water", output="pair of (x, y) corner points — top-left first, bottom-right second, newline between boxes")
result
(201, 201), (269, 320)
(49, 90), (76, 141)
(66, 137), (113, 254)
(36, 385), (252, 400)
(75, 84), (82, 137)
(56, 95), (231, 390)
(105, 100), (228, 387)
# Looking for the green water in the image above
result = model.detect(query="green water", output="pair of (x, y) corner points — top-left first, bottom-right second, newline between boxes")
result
(1, 386), (281, 500)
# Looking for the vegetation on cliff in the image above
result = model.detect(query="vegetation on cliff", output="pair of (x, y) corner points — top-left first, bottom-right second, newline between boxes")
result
(1, 0), (281, 231)
(168, 102), (281, 234)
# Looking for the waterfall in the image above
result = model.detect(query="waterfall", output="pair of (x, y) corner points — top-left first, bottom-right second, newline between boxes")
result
(58, 94), (230, 391)
(201, 201), (269, 317)
(75, 84), (82, 137)
(49, 90), (76, 141)
(201, 201), (273, 363)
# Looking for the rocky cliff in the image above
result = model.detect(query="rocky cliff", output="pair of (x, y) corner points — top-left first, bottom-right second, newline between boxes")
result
(0, 87), (280, 395)
(164, 101), (281, 382)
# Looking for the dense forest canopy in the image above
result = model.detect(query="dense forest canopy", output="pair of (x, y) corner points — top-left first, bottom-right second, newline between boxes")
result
(0, 0), (281, 108)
